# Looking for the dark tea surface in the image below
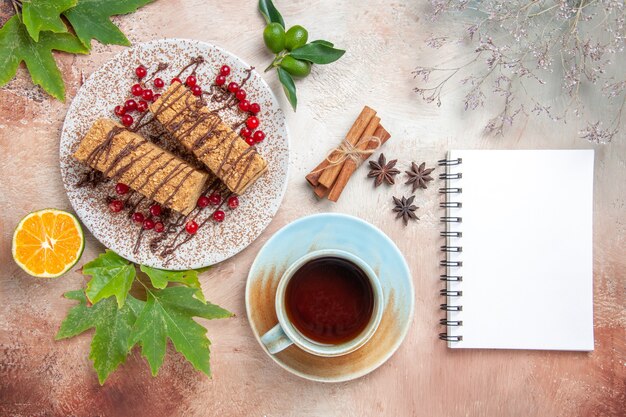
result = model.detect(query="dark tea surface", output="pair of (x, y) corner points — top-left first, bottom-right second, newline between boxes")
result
(285, 256), (374, 344)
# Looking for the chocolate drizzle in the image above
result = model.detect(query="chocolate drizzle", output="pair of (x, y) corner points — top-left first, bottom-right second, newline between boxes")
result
(77, 169), (107, 188)
(157, 181), (233, 261)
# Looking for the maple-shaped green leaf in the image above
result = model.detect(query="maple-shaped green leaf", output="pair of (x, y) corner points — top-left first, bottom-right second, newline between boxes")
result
(84, 250), (136, 308)
(22, 0), (77, 41)
(0, 15), (88, 100)
(63, 0), (155, 49)
(56, 290), (145, 384)
(140, 265), (209, 303)
(131, 286), (233, 377)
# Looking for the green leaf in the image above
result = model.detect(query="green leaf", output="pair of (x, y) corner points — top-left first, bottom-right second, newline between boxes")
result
(0, 15), (88, 100)
(84, 250), (136, 308)
(310, 39), (334, 47)
(258, 0), (285, 28)
(277, 67), (297, 111)
(290, 43), (346, 64)
(131, 286), (233, 377)
(140, 265), (209, 303)
(22, 0), (77, 41)
(56, 290), (145, 384)
(63, 0), (155, 48)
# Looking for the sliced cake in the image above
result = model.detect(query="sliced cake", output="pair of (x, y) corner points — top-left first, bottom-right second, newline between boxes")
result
(74, 118), (208, 215)
(149, 81), (267, 195)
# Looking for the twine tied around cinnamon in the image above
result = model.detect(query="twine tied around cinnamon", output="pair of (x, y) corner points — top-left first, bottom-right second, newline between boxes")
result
(310, 135), (382, 175)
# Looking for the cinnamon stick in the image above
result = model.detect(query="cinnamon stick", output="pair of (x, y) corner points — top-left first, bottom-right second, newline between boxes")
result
(313, 184), (328, 199)
(305, 166), (323, 187)
(328, 124), (390, 202)
(317, 106), (377, 188)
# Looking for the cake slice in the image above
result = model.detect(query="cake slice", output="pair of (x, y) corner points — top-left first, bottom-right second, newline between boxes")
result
(74, 118), (208, 215)
(149, 81), (267, 194)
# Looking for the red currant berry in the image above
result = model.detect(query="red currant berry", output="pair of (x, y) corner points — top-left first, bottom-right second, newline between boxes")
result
(152, 93), (161, 102)
(220, 65), (231, 76)
(240, 127), (252, 138)
(135, 66), (147, 79)
(246, 116), (259, 129)
(192, 85), (202, 96)
(197, 196), (210, 208)
(137, 100), (148, 112)
(154, 222), (165, 233)
(227, 196), (239, 209)
(208, 193), (221, 206)
(185, 220), (198, 234)
(124, 99), (137, 112)
(249, 103), (261, 114)
(153, 78), (164, 88)
(109, 200), (124, 213)
(238, 100), (250, 112)
(149, 204), (162, 216)
(215, 75), (226, 86)
(236, 89), (247, 101)
(227, 82), (239, 93)
(185, 75), (197, 88)
(115, 182), (130, 195)
(253, 130), (266, 143)
(114, 105), (126, 116)
(143, 219), (155, 230)
(213, 210), (225, 222)
(142, 89), (154, 101)
(121, 114), (134, 127)
(171, 77), (182, 85)
(245, 136), (256, 146)
(131, 83), (143, 96)
(132, 212), (145, 223)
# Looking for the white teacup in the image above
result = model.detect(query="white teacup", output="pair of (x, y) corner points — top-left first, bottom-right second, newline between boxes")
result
(260, 249), (384, 357)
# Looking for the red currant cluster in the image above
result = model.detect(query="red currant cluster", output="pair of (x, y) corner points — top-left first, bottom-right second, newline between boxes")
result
(109, 181), (240, 235)
(171, 74), (203, 96)
(108, 182), (166, 233)
(214, 65), (266, 146)
(113, 65), (166, 127)
(185, 193), (239, 234)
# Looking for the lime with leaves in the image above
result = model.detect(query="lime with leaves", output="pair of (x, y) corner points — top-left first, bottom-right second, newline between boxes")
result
(285, 25), (308, 51)
(263, 22), (285, 53)
(280, 55), (312, 77)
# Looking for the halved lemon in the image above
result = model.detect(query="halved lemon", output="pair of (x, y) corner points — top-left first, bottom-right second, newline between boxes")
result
(12, 209), (85, 278)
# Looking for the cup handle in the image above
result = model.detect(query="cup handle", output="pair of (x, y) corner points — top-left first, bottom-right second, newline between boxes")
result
(260, 323), (293, 354)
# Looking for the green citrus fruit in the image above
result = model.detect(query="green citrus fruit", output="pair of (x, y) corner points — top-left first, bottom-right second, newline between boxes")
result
(280, 55), (312, 77)
(285, 25), (308, 51)
(263, 23), (286, 53)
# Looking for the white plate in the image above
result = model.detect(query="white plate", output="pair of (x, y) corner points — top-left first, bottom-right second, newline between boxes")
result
(60, 39), (289, 269)
(246, 213), (415, 382)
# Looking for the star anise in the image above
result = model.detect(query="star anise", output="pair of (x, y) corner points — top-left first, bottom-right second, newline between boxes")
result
(368, 153), (400, 187)
(392, 195), (419, 226)
(405, 162), (434, 191)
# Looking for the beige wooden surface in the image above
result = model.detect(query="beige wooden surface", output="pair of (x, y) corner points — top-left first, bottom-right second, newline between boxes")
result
(0, 1), (624, 416)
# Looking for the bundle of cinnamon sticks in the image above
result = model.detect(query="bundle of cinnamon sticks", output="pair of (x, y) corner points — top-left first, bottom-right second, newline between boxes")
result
(305, 106), (390, 202)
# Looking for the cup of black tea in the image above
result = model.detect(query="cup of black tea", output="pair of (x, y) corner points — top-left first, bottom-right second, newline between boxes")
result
(260, 249), (384, 356)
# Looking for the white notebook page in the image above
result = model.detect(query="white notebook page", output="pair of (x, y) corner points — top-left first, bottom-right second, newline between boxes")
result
(445, 150), (594, 350)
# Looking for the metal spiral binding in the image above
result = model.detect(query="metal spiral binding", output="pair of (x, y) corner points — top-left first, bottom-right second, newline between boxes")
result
(439, 187), (462, 194)
(439, 172), (462, 180)
(440, 201), (462, 208)
(438, 158), (463, 343)
(439, 333), (463, 342)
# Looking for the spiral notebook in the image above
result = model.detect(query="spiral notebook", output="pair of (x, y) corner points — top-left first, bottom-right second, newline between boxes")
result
(439, 150), (594, 351)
